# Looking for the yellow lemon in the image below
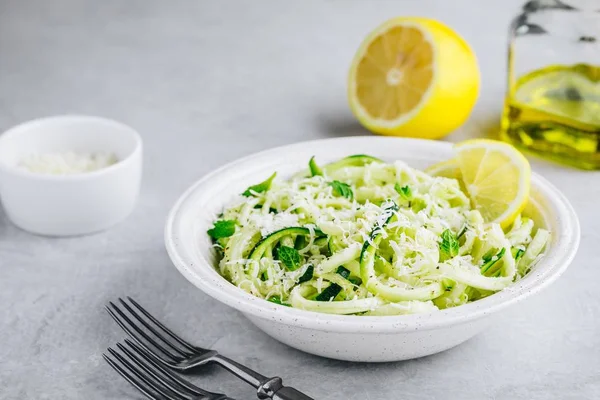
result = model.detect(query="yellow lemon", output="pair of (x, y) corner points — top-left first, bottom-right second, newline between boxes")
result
(425, 158), (461, 179)
(453, 139), (531, 228)
(348, 17), (480, 139)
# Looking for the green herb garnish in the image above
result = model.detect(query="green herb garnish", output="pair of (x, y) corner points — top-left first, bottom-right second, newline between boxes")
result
(207, 220), (236, 239)
(329, 180), (353, 200)
(242, 172), (276, 197)
(394, 183), (412, 201)
(439, 229), (459, 261)
(276, 245), (302, 271)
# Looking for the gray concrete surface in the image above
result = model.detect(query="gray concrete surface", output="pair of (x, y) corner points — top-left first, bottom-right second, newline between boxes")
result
(1, 1), (598, 399)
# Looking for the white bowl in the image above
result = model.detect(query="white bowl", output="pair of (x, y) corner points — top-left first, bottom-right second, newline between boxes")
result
(165, 137), (579, 362)
(0, 115), (142, 236)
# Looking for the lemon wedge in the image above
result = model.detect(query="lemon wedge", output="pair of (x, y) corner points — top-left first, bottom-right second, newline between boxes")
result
(427, 141), (531, 228)
(347, 17), (480, 139)
(424, 158), (461, 179)
(454, 139), (531, 228)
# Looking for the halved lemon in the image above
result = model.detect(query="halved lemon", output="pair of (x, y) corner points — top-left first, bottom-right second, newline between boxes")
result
(348, 17), (480, 139)
(454, 139), (531, 228)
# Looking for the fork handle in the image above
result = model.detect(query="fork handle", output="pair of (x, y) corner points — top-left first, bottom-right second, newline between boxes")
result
(212, 355), (314, 400)
(271, 386), (315, 400)
(257, 377), (314, 400)
(213, 354), (269, 388)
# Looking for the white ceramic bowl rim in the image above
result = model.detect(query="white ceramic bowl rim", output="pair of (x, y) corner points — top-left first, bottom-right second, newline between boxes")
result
(165, 137), (580, 333)
(0, 115), (142, 181)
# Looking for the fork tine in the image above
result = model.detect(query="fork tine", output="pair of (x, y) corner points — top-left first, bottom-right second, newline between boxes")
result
(116, 299), (192, 357)
(126, 297), (197, 352)
(107, 347), (188, 400)
(103, 353), (170, 400)
(119, 340), (217, 398)
(117, 298), (193, 357)
(106, 302), (182, 362)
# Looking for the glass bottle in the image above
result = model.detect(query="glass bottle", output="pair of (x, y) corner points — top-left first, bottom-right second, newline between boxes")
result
(501, 0), (600, 169)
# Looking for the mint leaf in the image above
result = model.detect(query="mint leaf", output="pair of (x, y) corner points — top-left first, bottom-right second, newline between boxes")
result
(207, 220), (236, 239)
(329, 180), (353, 200)
(242, 172), (276, 197)
(439, 229), (459, 261)
(276, 245), (302, 271)
(309, 156), (323, 177)
(394, 183), (412, 201)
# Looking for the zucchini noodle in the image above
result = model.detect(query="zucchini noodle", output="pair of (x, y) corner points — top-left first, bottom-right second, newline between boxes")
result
(208, 155), (549, 316)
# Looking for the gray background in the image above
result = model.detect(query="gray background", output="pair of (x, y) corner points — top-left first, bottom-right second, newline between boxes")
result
(1, 1), (598, 399)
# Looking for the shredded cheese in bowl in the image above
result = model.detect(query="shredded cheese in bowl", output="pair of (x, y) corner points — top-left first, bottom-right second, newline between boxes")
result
(19, 152), (118, 175)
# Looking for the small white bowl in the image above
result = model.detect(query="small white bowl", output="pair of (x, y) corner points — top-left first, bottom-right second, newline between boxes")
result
(165, 137), (579, 362)
(0, 115), (142, 236)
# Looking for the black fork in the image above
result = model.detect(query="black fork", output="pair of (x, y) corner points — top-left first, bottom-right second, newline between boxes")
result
(106, 297), (314, 400)
(103, 340), (233, 400)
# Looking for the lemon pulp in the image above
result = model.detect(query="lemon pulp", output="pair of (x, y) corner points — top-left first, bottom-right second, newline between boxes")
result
(427, 140), (531, 229)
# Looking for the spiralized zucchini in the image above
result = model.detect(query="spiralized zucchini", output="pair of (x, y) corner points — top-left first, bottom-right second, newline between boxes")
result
(208, 155), (549, 316)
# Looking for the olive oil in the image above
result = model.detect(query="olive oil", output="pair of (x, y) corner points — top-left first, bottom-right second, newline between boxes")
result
(501, 64), (600, 169)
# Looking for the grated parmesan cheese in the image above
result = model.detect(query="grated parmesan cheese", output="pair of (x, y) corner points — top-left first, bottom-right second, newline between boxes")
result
(19, 151), (118, 175)
(210, 157), (549, 315)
